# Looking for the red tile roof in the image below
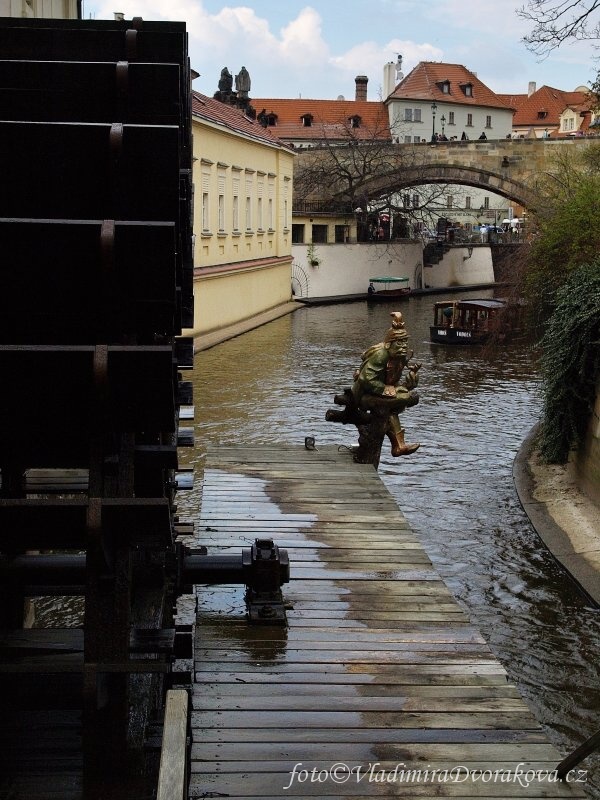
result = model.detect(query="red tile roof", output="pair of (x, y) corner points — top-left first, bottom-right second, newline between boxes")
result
(496, 85), (591, 128)
(388, 62), (512, 111)
(249, 98), (391, 141)
(191, 91), (290, 148)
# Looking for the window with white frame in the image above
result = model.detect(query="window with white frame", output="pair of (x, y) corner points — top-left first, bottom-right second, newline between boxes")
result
(483, 197), (490, 209)
(245, 174), (253, 230)
(268, 178), (275, 229)
(232, 195), (239, 230)
(245, 197), (252, 230)
(414, 108), (421, 122)
(467, 113), (473, 126)
(485, 115), (492, 128)
(217, 171), (225, 231)
(257, 176), (264, 229)
(283, 178), (290, 228)
(465, 196), (471, 209)
(404, 135), (412, 143)
(404, 108), (413, 122)
(448, 111), (455, 125)
(202, 192), (209, 231)
(201, 167), (210, 231)
(232, 173), (240, 230)
(218, 194), (224, 231)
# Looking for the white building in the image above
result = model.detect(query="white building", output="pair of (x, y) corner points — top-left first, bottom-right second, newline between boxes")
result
(384, 59), (513, 143)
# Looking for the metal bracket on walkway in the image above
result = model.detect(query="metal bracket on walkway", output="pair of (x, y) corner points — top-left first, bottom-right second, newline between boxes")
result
(179, 537), (290, 625)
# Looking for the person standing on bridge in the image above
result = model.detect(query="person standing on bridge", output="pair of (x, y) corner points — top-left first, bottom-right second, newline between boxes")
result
(478, 131), (487, 140)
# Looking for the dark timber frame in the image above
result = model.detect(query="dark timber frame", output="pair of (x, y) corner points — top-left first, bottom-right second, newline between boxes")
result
(0, 16), (195, 799)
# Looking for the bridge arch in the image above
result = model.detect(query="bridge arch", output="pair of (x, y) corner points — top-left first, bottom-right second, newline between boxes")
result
(362, 163), (535, 210)
(299, 138), (594, 213)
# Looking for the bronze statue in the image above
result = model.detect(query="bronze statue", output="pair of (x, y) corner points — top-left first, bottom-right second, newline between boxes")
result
(326, 311), (420, 467)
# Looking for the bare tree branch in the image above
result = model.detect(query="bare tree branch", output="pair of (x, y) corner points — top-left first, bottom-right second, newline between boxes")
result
(518, 0), (600, 56)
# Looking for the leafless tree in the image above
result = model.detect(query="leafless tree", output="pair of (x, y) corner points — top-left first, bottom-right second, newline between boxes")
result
(293, 114), (465, 236)
(518, 0), (600, 56)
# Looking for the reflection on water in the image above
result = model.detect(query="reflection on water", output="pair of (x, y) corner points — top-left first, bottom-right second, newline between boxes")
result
(182, 293), (600, 796)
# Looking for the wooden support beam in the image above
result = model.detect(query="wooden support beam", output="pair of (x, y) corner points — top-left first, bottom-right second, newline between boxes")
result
(157, 689), (189, 800)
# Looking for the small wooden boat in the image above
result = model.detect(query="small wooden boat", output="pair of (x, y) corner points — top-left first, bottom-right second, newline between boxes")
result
(429, 298), (523, 344)
(367, 276), (410, 300)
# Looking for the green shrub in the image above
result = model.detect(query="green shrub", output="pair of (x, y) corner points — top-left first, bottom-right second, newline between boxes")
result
(538, 262), (600, 462)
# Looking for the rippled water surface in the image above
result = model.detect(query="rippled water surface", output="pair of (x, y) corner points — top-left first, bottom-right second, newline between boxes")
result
(181, 293), (600, 795)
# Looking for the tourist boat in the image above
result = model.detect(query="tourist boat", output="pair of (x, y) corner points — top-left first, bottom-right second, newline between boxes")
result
(429, 298), (522, 344)
(367, 276), (411, 300)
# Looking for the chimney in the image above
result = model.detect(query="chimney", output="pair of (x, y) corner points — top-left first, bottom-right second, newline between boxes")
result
(528, 81), (536, 96)
(114, 12), (125, 20)
(383, 62), (396, 98)
(355, 75), (368, 101)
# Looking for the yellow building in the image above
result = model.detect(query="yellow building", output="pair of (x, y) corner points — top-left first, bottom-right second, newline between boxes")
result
(0, 0), (79, 17)
(190, 91), (295, 341)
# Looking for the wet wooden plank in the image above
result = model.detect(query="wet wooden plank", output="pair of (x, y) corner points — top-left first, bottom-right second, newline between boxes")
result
(190, 445), (581, 800)
(156, 689), (188, 800)
(191, 710), (541, 730)
(191, 742), (562, 763)
(188, 774), (586, 797)
(190, 727), (552, 744)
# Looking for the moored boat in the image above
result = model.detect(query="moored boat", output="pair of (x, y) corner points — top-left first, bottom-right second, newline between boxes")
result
(367, 276), (411, 300)
(430, 298), (523, 344)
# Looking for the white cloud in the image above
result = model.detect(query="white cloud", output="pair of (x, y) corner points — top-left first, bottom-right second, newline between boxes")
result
(86, 0), (589, 97)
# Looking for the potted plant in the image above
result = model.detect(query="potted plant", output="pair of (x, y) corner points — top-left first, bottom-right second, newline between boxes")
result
(307, 242), (321, 267)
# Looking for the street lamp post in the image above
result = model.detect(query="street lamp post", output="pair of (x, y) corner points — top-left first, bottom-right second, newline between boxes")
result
(431, 101), (437, 143)
(440, 114), (446, 138)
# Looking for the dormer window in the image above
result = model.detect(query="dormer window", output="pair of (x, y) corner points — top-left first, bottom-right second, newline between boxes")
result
(436, 80), (451, 94)
(257, 109), (278, 127)
(537, 110), (548, 119)
(349, 115), (361, 129)
(460, 83), (473, 97)
(301, 113), (313, 127)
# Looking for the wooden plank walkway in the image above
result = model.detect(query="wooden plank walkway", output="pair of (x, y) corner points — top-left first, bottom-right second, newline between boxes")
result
(190, 445), (585, 799)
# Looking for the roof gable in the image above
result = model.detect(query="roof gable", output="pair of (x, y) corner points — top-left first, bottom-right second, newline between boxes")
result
(191, 91), (289, 148)
(497, 85), (592, 127)
(250, 98), (391, 142)
(388, 62), (512, 111)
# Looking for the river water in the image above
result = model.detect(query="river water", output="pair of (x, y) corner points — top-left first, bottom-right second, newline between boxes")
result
(182, 291), (600, 795)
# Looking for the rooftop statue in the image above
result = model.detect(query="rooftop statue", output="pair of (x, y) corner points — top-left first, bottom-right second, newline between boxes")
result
(218, 66), (233, 94)
(235, 66), (251, 97)
(326, 311), (421, 467)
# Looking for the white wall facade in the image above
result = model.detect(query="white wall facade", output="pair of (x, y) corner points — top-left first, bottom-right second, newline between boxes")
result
(388, 100), (513, 143)
(424, 245), (495, 288)
(291, 242), (494, 299)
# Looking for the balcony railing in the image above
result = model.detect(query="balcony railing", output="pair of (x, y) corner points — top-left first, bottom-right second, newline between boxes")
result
(293, 200), (354, 215)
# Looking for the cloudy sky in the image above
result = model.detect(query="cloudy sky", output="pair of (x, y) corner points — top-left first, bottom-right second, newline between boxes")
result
(83, 0), (596, 100)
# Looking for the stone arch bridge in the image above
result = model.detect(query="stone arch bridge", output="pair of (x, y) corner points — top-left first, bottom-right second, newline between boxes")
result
(297, 137), (595, 210)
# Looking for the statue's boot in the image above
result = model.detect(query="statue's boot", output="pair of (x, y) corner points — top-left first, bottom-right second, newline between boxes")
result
(387, 428), (420, 457)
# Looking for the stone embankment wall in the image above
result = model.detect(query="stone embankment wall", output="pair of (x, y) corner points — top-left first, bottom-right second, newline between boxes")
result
(576, 377), (600, 505)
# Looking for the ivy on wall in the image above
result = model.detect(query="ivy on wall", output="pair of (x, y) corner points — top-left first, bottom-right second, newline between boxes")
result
(538, 262), (600, 463)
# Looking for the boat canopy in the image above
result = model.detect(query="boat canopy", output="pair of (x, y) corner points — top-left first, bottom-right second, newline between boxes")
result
(433, 298), (505, 310)
(369, 276), (409, 283)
